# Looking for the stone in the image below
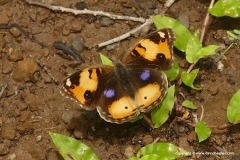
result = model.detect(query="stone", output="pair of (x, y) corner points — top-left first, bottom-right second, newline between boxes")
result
(8, 50), (23, 62)
(208, 86), (219, 95)
(0, 140), (11, 155)
(73, 129), (86, 139)
(10, 27), (22, 38)
(0, 35), (6, 52)
(19, 111), (29, 122)
(1, 124), (16, 140)
(12, 58), (39, 82)
(71, 36), (85, 53)
(2, 60), (13, 74)
(62, 111), (74, 124)
(100, 17), (113, 27)
(16, 123), (34, 135)
(142, 135), (153, 144)
(123, 145), (134, 158)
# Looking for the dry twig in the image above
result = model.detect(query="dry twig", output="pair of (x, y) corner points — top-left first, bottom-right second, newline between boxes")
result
(0, 84), (8, 99)
(30, 55), (59, 84)
(25, 0), (176, 47)
(25, 0), (146, 23)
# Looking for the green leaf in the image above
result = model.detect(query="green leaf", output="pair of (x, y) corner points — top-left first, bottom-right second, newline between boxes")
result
(209, 0), (240, 18)
(128, 157), (140, 160)
(140, 154), (166, 160)
(182, 100), (197, 109)
(164, 58), (179, 81)
(186, 31), (219, 63)
(100, 53), (113, 66)
(49, 132), (99, 160)
(185, 30), (202, 63)
(195, 45), (219, 63)
(151, 85), (175, 128)
(151, 15), (193, 52)
(195, 121), (211, 142)
(227, 90), (240, 124)
(181, 69), (202, 90)
(137, 142), (190, 159)
(227, 29), (240, 41)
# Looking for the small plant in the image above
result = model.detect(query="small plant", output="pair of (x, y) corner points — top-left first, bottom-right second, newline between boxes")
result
(49, 132), (98, 160)
(195, 121), (211, 142)
(209, 0), (240, 18)
(129, 142), (190, 160)
(227, 90), (240, 124)
(49, 132), (190, 160)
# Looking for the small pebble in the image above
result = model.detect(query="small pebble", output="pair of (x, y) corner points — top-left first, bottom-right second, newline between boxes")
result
(16, 123), (34, 135)
(13, 108), (21, 117)
(10, 27), (22, 38)
(1, 124), (16, 140)
(6, 153), (16, 160)
(62, 111), (74, 124)
(0, 35), (6, 52)
(75, 1), (88, 10)
(17, 102), (28, 111)
(71, 37), (85, 53)
(73, 129), (86, 139)
(2, 60), (13, 74)
(12, 58), (39, 82)
(142, 135), (153, 144)
(8, 50), (23, 62)
(36, 135), (42, 142)
(100, 17), (113, 27)
(19, 111), (29, 122)
(62, 26), (70, 36)
(123, 145), (135, 158)
(221, 134), (227, 142)
(0, 140), (11, 155)
(208, 86), (219, 95)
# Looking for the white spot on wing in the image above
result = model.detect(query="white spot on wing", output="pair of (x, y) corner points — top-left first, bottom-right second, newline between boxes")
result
(66, 78), (72, 87)
(158, 31), (166, 38)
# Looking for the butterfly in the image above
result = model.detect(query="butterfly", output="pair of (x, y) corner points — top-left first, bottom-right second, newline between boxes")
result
(62, 28), (175, 124)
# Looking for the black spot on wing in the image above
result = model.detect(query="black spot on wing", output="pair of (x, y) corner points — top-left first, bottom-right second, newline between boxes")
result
(88, 69), (92, 79)
(150, 33), (161, 44)
(68, 72), (80, 86)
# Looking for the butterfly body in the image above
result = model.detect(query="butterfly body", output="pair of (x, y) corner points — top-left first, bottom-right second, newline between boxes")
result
(63, 28), (175, 124)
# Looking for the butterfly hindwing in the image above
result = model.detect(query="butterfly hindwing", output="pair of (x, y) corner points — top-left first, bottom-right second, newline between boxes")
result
(123, 28), (175, 70)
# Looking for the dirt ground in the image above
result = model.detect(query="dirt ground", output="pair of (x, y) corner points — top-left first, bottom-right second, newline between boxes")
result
(0, 0), (240, 160)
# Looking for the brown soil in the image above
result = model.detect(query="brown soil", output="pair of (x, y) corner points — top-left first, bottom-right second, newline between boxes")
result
(0, 0), (240, 160)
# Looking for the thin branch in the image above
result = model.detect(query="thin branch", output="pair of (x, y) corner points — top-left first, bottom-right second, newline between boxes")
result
(0, 84), (8, 99)
(199, 104), (204, 121)
(98, 19), (153, 48)
(176, 0), (215, 88)
(30, 55), (59, 84)
(200, 0), (215, 42)
(98, 0), (176, 48)
(24, 0), (146, 23)
(25, 0), (176, 48)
